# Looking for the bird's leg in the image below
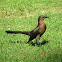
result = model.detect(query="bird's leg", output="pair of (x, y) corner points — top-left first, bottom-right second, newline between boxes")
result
(36, 35), (40, 46)
(27, 40), (30, 43)
(26, 37), (32, 43)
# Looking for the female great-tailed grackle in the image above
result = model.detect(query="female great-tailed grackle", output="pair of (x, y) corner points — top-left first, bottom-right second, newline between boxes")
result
(6, 15), (48, 46)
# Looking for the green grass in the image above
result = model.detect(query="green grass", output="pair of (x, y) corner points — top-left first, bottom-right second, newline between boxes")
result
(0, 0), (62, 62)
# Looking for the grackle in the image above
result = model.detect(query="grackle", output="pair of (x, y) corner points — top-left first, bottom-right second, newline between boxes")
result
(6, 15), (48, 46)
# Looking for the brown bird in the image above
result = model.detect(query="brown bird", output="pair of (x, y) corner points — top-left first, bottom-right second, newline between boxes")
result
(6, 15), (48, 46)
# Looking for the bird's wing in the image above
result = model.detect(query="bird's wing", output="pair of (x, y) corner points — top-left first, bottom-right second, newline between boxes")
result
(30, 25), (44, 36)
(33, 27), (39, 33)
(28, 27), (40, 40)
(30, 27), (40, 35)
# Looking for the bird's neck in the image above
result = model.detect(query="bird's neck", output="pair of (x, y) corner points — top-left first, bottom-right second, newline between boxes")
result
(38, 20), (44, 26)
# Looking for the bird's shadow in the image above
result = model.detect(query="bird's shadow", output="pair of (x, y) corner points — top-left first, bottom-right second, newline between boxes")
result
(11, 40), (49, 46)
(40, 40), (49, 45)
(30, 40), (49, 46)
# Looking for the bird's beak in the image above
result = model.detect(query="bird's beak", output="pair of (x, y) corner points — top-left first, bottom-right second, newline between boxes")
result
(44, 16), (49, 18)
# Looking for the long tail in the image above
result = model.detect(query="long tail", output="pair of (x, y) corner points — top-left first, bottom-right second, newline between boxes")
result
(6, 31), (31, 36)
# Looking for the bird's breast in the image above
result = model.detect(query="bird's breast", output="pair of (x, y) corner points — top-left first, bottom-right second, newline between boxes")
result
(39, 24), (46, 34)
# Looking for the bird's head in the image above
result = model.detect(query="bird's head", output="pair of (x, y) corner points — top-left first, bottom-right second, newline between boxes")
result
(38, 15), (48, 21)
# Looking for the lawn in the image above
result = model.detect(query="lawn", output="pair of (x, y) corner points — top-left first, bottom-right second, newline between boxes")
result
(0, 0), (62, 62)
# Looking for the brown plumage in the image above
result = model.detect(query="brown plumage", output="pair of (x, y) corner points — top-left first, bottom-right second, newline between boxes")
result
(6, 15), (48, 46)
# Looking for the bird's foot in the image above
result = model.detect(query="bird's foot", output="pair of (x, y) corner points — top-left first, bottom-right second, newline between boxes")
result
(26, 42), (29, 44)
(37, 43), (40, 47)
